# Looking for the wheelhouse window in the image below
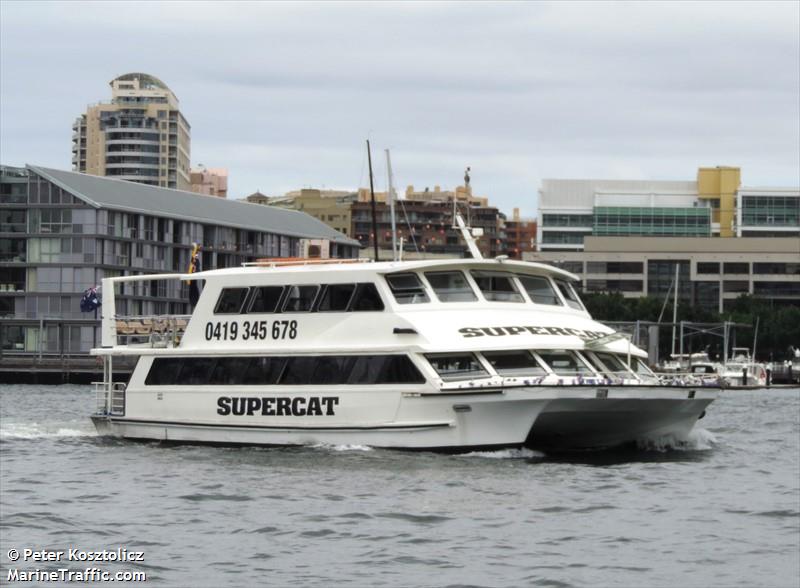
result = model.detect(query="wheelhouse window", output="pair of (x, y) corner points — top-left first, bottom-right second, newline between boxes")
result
(517, 275), (562, 306)
(593, 352), (630, 375)
(535, 350), (595, 376)
(470, 271), (523, 302)
(247, 286), (284, 313)
(350, 283), (384, 311)
(425, 271), (477, 302)
(282, 285), (319, 312)
(482, 350), (546, 377)
(214, 288), (250, 314)
(318, 283), (356, 311)
(425, 353), (488, 381)
(632, 357), (659, 382)
(554, 280), (584, 310)
(386, 273), (429, 304)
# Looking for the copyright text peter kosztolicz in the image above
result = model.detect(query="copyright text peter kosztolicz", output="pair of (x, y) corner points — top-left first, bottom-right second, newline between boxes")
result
(5, 547), (146, 583)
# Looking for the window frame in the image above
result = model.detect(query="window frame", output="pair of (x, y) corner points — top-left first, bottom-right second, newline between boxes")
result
(214, 287), (251, 315)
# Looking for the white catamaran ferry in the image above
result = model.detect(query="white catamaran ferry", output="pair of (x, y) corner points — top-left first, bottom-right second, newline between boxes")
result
(91, 250), (718, 452)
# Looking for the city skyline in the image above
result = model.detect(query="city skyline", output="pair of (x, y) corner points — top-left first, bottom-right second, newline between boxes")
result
(1, 1), (798, 216)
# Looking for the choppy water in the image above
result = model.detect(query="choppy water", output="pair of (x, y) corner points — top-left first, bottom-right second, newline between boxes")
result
(1, 385), (798, 588)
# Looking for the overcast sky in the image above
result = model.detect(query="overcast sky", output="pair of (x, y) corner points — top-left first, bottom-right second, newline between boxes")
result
(1, 1), (798, 216)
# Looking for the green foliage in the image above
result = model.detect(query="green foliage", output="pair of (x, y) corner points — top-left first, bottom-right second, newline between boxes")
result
(583, 292), (799, 361)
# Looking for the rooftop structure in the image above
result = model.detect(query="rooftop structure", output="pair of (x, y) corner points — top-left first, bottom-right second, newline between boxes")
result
(72, 73), (192, 191)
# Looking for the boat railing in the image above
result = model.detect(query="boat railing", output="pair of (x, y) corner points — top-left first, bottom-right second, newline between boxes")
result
(94, 381), (126, 416)
(242, 258), (371, 269)
(113, 314), (191, 348)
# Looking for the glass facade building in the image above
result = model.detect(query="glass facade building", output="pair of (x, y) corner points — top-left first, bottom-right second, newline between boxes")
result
(0, 165), (359, 356)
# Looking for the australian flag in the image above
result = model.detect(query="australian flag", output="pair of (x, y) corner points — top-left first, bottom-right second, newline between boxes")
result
(80, 286), (101, 312)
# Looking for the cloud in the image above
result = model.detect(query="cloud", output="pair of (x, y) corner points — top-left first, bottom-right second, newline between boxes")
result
(1, 1), (797, 216)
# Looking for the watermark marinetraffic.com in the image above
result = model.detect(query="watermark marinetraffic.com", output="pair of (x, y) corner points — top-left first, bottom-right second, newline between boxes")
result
(5, 547), (146, 583)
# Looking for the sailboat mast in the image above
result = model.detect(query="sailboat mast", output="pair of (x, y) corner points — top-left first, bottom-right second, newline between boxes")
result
(671, 263), (679, 358)
(385, 149), (398, 261)
(366, 140), (379, 261)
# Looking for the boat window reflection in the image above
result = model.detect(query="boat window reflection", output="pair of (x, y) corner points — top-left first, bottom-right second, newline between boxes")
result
(318, 283), (356, 311)
(386, 273), (430, 304)
(214, 287), (250, 314)
(426, 353), (489, 381)
(554, 280), (584, 310)
(470, 271), (523, 302)
(482, 350), (546, 376)
(350, 283), (385, 311)
(425, 271), (477, 302)
(282, 285), (319, 312)
(517, 275), (562, 306)
(248, 286), (284, 313)
(145, 355), (424, 386)
(535, 350), (595, 376)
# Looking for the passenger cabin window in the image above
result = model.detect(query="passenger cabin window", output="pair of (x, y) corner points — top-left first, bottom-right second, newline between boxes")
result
(318, 284), (356, 311)
(518, 276), (562, 306)
(554, 280), (584, 310)
(145, 355), (423, 386)
(282, 285), (319, 312)
(215, 288), (250, 314)
(470, 271), (523, 302)
(426, 353), (488, 381)
(248, 286), (284, 313)
(482, 350), (546, 376)
(350, 283), (384, 311)
(386, 273), (430, 304)
(535, 350), (594, 376)
(282, 356), (354, 385)
(348, 355), (425, 384)
(425, 271), (477, 302)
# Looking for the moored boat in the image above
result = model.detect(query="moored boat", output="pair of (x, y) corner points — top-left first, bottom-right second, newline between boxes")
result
(91, 256), (718, 452)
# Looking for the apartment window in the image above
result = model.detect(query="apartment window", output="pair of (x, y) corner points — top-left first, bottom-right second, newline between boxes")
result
(697, 262), (720, 274)
(723, 262), (749, 274)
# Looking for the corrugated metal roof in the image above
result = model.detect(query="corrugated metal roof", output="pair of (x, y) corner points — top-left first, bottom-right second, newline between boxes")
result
(28, 166), (360, 246)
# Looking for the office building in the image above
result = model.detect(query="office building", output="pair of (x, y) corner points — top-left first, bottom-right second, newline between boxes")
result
(531, 166), (799, 312)
(72, 73), (192, 190)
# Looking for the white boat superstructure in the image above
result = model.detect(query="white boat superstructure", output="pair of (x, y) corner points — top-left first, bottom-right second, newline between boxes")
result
(91, 257), (717, 451)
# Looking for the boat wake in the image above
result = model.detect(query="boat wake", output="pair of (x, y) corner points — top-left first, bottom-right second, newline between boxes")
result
(0, 422), (97, 440)
(463, 447), (546, 459)
(637, 428), (717, 452)
(310, 443), (374, 452)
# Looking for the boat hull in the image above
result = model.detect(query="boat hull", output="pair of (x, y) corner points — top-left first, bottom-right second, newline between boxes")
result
(525, 397), (714, 451)
(91, 386), (717, 452)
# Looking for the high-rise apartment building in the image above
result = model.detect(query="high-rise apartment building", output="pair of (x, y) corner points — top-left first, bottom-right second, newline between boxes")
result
(72, 73), (191, 190)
